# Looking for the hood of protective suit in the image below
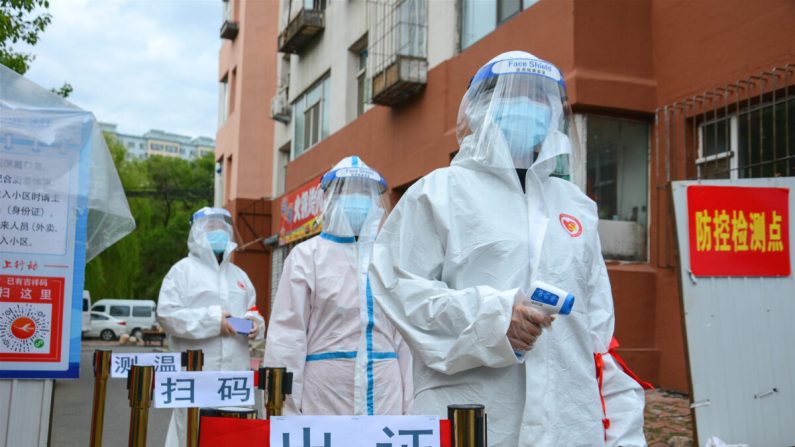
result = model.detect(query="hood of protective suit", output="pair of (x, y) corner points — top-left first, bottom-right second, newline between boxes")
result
(453, 51), (578, 180)
(187, 207), (238, 263)
(320, 156), (389, 241)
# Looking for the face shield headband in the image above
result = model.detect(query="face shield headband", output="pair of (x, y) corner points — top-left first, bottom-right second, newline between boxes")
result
(320, 170), (388, 239)
(456, 57), (574, 175)
(190, 208), (234, 255)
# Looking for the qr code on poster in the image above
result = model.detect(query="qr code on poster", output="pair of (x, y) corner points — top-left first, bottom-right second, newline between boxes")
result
(0, 302), (52, 354)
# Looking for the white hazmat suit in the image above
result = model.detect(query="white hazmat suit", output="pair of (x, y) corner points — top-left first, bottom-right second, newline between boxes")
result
(157, 207), (264, 447)
(369, 52), (646, 446)
(265, 156), (413, 416)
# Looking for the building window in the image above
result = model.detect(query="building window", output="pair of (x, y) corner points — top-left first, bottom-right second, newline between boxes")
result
(497, 0), (522, 23)
(357, 50), (369, 116)
(697, 95), (795, 179)
(219, 74), (230, 125)
(224, 155), (233, 204)
(276, 144), (290, 196)
(461, 0), (539, 49)
(586, 116), (650, 261)
(214, 157), (224, 207)
(302, 0), (326, 11)
(292, 73), (330, 159)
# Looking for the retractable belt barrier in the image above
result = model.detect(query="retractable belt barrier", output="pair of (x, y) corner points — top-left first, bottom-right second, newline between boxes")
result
(126, 365), (154, 447)
(183, 349), (204, 447)
(89, 350), (486, 447)
(90, 350), (112, 447)
(258, 366), (293, 419)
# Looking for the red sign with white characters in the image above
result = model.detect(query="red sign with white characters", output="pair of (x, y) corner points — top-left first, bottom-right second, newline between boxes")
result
(687, 186), (790, 276)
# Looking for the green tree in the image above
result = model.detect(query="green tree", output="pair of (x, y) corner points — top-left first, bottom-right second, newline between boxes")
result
(1, 0), (71, 97)
(85, 134), (214, 302)
(0, 0), (52, 74)
(50, 81), (72, 98)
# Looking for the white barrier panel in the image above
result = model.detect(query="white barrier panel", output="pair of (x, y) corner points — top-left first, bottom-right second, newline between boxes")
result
(672, 178), (795, 446)
(270, 415), (440, 447)
(153, 371), (254, 408)
(110, 352), (181, 378)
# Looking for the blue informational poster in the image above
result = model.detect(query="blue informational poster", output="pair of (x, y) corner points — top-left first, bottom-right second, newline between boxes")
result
(0, 110), (93, 379)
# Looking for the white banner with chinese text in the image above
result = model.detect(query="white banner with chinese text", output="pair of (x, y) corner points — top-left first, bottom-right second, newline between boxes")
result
(270, 415), (440, 447)
(110, 352), (181, 378)
(153, 371), (254, 408)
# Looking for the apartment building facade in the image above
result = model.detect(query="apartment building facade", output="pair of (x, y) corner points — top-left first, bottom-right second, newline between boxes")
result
(218, 0), (794, 393)
(101, 123), (215, 161)
(215, 0), (280, 304)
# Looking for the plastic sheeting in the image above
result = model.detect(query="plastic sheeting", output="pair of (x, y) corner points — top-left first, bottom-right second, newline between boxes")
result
(0, 64), (135, 261)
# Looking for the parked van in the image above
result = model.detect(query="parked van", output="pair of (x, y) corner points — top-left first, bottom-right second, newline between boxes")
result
(82, 290), (91, 334)
(91, 299), (156, 338)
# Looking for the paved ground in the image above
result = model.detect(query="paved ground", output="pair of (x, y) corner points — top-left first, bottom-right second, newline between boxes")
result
(644, 389), (694, 446)
(51, 340), (172, 446)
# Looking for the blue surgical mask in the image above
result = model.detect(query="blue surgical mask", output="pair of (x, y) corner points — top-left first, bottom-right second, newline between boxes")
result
(206, 230), (230, 255)
(493, 97), (551, 167)
(338, 194), (372, 236)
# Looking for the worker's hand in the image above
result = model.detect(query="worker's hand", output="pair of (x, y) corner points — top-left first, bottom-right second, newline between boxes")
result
(246, 318), (259, 340)
(507, 304), (552, 352)
(220, 312), (236, 337)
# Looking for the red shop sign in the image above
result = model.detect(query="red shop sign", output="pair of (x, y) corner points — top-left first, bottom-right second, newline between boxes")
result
(687, 185), (790, 276)
(279, 175), (324, 246)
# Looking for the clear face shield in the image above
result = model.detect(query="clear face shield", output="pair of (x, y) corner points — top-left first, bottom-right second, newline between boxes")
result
(455, 56), (581, 179)
(189, 209), (235, 255)
(321, 169), (390, 241)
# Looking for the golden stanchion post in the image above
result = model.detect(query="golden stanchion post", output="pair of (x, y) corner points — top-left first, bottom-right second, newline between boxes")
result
(182, 350), (204, 447)
(90, 350), (112, 447)
(127, 365), (154, 447)
(258, 367), (293, 419)
(447, 404), (487, 447)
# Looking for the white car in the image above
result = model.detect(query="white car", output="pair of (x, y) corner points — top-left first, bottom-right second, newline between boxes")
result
(91, 299), (156, 338)
(84, 311), (127, 341)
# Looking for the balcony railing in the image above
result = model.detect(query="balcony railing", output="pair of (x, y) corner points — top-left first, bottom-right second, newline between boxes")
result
(370, 55), (427, 106)
(277, 8), (325, 54)
(367, 0), (427, 107)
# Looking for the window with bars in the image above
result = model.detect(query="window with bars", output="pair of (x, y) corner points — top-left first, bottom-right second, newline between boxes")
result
(697, 96), (795, 179)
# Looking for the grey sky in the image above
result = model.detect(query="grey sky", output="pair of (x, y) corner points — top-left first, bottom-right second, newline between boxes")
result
(22, 0), (221, 139)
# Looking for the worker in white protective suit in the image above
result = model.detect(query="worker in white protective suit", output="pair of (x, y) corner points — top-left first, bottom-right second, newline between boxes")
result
(158, 207), (265, 447)
(369, 51), (648, 446)
(264, 156), (413, 416)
